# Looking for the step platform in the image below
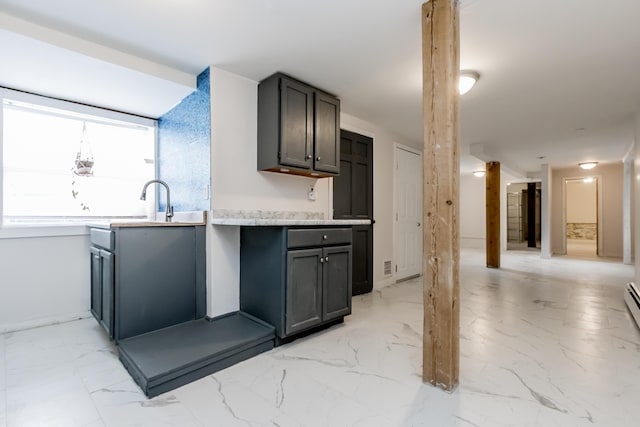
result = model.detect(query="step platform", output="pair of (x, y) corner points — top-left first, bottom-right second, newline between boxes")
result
(118, 311), (275, 398)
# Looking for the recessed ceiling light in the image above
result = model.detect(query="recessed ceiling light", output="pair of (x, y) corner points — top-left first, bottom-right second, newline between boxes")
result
(472, 170), (486, 177)
(459, 70), (480, 95)
(579, 162), (598, 170)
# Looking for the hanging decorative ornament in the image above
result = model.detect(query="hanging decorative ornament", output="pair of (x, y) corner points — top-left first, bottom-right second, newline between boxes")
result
(73, 122), (94, 176)
(71, 121), (93, 212)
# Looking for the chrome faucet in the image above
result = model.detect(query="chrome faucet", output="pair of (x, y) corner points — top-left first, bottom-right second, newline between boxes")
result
(140, 179), (174, 222)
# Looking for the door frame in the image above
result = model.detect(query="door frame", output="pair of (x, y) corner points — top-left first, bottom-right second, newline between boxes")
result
(561, 175), (603, 256)
(393, 143), (423, 281)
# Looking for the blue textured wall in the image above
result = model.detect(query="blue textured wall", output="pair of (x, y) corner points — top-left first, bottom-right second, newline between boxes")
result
(157, 67), (210, 212)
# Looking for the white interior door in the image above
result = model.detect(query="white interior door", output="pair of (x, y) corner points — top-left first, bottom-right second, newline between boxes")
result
(394, 146), (423, 280)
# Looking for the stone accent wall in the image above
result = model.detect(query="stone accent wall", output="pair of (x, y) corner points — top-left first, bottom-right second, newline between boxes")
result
(567, 222), (597, 240)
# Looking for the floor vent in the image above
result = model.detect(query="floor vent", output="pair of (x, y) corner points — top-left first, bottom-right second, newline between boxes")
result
(384, 260), (392, 275)
(624, 282), (640, 329)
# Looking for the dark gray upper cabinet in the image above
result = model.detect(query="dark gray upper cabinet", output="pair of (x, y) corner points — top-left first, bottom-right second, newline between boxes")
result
(313, 91), (340, 174)
(280, 78), (314, 169)
(258, 72), (340, 177)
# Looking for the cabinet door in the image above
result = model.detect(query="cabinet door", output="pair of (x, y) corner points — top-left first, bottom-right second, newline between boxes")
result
(286, 248), (323, 335)
(313, 92), (340, 174)
(280, 78), (313, 169)
(100, 249), (115, 338)
(322, 245), (352, 321)
(90, 247), (102, 321)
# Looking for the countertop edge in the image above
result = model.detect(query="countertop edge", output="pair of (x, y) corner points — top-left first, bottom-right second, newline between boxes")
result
(87, 211), (208, 229)
(210, 218), (372, 226)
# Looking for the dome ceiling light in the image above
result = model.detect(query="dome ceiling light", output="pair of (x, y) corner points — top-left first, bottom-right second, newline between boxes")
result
(472, 170), (486, 177)
(459, 70), (480, 95)
(579, 162), (598, 170)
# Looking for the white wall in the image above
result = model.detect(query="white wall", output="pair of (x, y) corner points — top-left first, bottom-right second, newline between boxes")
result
(541, 164), (552, 258)
(460, 173), (485, 249)
(566, 180), (597, 223)
(0, 232), (90, 332)
(623, 150), (634, 265)
(459, 168), (519, 252)
(208, 68), (335, 316)
(206, 68), (422, 316)
(634, 111), (640, 283)
(210, 68), (331, 214)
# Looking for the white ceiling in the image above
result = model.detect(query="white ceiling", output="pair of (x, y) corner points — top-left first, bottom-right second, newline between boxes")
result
(0, 0), (638, 176)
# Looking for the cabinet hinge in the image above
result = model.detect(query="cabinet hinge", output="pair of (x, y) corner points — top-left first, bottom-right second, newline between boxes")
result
(277, 151), (281, 160)
(395, 265), (398, 272)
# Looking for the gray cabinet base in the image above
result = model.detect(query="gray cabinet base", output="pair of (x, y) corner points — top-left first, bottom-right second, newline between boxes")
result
(118, 312), (275, 398)
(274, 317), (344, 347)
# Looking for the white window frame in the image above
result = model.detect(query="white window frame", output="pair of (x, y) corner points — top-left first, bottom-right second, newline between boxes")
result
(0, 87), (158, 237)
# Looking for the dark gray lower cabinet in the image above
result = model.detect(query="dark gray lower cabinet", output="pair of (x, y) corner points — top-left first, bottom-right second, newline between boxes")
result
(322, 245), (352, 320)
(89, 225), (206, 342)
(90, 246), (114, 338)
(286, 248), (323, 335)
(241, 227), (352, 342)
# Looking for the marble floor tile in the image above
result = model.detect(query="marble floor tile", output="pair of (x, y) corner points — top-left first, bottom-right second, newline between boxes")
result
(0, 390), (5, 427)
(1, 248), (639, 426)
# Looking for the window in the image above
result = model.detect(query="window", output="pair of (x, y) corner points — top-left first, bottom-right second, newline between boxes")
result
(1, 89), (156, 224)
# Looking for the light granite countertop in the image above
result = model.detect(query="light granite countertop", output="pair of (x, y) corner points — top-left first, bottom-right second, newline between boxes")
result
(87, 211), (207, 229)
(208, 209), (371, 226)
(209, 218), (371, 226)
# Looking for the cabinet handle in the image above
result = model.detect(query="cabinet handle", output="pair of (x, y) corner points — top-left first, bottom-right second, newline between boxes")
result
(325, 256), (329, 262)
(306, 155), (311, 160)
(316, 156), (321, 161)
(323, 234), (328, 240)
(320, 257), (324, 264)
(94, 255), (100, 260)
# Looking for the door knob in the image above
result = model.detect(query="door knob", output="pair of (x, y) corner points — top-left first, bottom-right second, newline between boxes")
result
(417, 222), (421, 226)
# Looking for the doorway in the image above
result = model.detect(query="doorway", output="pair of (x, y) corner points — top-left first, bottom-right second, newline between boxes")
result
(333, 129), (373, 295)
(394, 145), (423, 281)
(506, 182), (541, 250)
(564, 177), (599, 258)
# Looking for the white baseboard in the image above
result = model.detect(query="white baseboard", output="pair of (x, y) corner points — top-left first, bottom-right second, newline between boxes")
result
(0, 311), (92, 335)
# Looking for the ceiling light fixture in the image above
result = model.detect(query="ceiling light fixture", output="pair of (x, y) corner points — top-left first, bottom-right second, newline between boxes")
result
(579, 162), (598, 170)
(459, 70), (480, 95)
(472, 170), (486, 177)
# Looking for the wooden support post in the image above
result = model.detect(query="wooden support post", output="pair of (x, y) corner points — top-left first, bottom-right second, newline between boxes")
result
(422, 0), (460, 391)
(486, 161), (500, 268)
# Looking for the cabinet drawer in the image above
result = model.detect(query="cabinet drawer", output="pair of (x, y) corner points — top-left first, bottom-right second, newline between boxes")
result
(90, 228), (115, 251)
(287, 228), (351, 248)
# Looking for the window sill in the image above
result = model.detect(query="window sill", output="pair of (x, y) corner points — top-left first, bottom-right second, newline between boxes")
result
(0, 223), (90, 239)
